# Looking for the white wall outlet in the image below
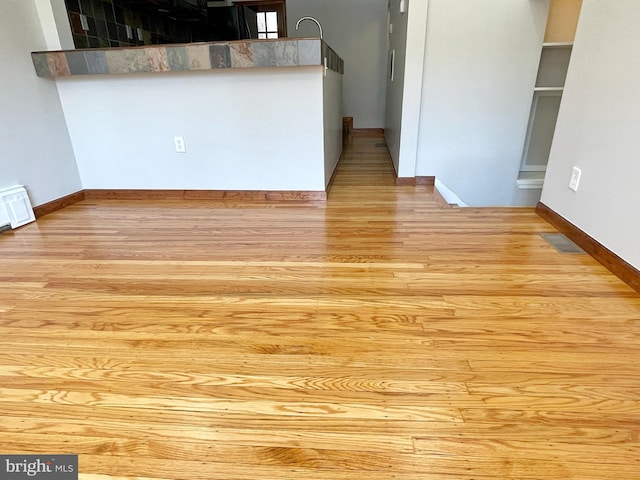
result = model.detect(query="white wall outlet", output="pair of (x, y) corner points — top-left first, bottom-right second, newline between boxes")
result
(174, 136), (186, 153)
(569, 166), (582, 191)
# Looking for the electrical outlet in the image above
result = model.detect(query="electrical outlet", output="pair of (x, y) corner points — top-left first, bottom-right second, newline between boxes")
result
(569, 166), (582, 192)
(174, 136), (186, 153)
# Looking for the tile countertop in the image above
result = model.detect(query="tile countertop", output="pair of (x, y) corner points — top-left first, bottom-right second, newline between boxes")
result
(31, 38), (344, 78)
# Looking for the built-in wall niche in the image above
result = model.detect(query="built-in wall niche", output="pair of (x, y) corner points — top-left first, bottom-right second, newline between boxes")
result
(535, 44), (572, 88)
(517, 0), (581, 190)
(521, 90), (562, 172)
(519, 43), (572, 179)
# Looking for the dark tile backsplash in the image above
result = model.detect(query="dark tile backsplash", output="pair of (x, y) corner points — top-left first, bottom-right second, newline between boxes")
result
(65, 0), (190, 49)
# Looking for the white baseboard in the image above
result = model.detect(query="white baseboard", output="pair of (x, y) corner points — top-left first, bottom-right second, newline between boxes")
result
(434, 179), (468, 207)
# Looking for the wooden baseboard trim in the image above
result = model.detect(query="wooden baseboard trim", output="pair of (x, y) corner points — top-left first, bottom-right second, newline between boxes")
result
(396, 176), (436, 187)
(352, 128), (384, 137)
(536, 202), (640, 293)
(416, 176), (436, 186)
(33, 190), (86, 218)
(342, 117), (353, 136)
(84, 189), (327, 202)
(396, 177), (415, 186)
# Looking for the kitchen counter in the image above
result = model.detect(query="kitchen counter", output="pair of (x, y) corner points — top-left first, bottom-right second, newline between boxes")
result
(31, 38), (343, 78)
(30, 38), (344, 196)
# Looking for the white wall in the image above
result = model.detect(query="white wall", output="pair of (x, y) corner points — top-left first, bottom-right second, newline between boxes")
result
(0, 0), (81, 207)
(541, 0), (640, 268)
(415, 0), (549, 206)
(56, 67), (327, 191)
(34, 0), (74, 50)
(287, 0), (388, 129)
(323, 69), (343, 186)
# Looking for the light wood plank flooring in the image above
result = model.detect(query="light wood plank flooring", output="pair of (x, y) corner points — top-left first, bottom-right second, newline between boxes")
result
(1, 133), (639, 479)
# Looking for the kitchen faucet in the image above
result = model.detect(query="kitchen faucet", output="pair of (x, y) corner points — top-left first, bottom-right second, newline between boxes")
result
(295, 16), (323, 39)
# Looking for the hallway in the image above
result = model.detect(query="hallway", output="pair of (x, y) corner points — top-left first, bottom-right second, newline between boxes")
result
(331, 134), (397, 187)
(0, 133), (639, 479)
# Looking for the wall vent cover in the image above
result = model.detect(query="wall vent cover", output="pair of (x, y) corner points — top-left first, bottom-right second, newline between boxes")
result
(0, 186), (36, 229)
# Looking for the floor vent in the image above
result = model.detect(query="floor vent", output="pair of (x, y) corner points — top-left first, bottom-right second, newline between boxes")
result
(540, 233), (585, 254)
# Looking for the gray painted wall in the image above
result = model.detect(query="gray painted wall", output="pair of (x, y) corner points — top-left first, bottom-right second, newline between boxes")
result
(385, 0), (429, 178)
(541, 0), (640, 269)
(385, 0), (429, 177)
(415, 0), (549, 206)
(384, 0), (409, 174)
(0, 0), (81, 207)
(287, 0), (388, 129)
(323, 69), (344, 186)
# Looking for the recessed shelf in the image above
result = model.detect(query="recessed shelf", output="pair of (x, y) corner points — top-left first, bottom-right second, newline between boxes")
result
(517, 171), (545, 189)
(534, 87), (564, 92)
(516, 178), (544, 189)
(542, 42), (574, 48)
(536, 46), (572, 88)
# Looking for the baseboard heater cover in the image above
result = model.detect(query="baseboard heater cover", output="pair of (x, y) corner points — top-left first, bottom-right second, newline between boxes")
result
(0, 186), (36, 229)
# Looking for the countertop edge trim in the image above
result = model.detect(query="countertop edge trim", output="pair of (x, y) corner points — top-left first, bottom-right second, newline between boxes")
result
(31, 38), (344, 78)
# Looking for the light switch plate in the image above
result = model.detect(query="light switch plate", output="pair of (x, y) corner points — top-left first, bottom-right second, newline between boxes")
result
(174, 136), (186, 153)
(569, 166), (582, 192)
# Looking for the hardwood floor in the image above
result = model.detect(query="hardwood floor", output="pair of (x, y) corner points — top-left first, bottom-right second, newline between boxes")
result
(1, 133), (639, 479)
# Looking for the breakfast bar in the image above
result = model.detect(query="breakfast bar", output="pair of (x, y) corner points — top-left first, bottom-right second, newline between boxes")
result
(31, 38), (344, 198)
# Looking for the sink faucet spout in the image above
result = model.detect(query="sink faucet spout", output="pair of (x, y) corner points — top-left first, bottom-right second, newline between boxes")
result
(295, 16), (323, 39)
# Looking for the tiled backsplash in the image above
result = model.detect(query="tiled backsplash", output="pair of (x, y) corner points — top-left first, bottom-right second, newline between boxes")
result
(65, 0), (190, 49)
